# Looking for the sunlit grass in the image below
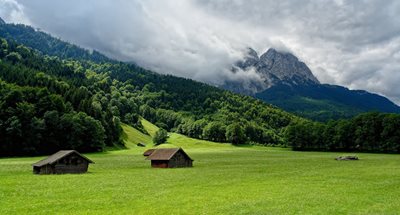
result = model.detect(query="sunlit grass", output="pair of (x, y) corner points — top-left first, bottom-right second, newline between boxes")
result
(140, 118), (159, 137)
(0, 122), (399, 214)
(121, 123), (153, 148)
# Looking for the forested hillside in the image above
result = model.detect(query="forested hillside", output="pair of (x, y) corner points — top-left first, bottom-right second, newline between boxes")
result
(0, 32), (301, 156)
(256, 83), (400, 121)
(0, 38), (123, 156)
(1, 21), (400, 156)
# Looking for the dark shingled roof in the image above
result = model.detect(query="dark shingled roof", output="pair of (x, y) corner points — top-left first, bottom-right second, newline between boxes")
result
(146, 148), (193, 161)
(143, 149), (156, 156)
(32, 150), (94, 167)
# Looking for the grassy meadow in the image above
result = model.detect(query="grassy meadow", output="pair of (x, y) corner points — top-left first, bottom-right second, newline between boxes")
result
(0, 121), (400, 214)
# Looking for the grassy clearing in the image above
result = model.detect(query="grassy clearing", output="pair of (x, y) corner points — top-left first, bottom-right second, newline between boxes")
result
(0, 122), (399, 214)
(140, 118), (159, 137)
(121, 123), (153, 148)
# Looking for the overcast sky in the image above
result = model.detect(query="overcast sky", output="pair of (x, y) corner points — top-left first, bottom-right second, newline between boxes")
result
(1, 0), (400, 104)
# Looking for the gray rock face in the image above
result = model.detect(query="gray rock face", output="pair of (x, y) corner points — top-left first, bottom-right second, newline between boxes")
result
(259, 48), (320, 85)
(223, 48), (320, 95)
(0, 17), (5, 25)
(235, 48), (259, 70)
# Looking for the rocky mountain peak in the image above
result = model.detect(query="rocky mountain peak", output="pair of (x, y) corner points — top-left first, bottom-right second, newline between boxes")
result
(0, 17), (5, 25)
(247, 47), (258, 59)
(258, 48), (320, 85)
(223, 47), (320, 95)
(260, 48), (298, 65)
(235, 47), (259, 70)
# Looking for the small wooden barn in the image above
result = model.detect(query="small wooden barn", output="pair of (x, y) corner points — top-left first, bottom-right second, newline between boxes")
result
(32, 150), (94, 174)
(145, 148), (193, 168)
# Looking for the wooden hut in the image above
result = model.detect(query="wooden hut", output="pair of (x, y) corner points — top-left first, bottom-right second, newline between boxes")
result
(32, 150), (94, 174)
(146, 148), (193, 168)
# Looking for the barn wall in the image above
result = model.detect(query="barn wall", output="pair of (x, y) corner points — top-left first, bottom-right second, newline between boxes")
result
(54, 163), (89, 174)
(52, 154), (89, 174)
(151, 160), (168, 168)
(168, 151), (192, 168)
(38, 164), (54, 174)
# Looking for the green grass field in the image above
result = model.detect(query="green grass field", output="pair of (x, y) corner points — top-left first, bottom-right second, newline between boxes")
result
(1, 122), (399, 214)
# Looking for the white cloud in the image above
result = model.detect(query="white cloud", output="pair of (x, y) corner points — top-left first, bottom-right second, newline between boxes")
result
(196, 0), (400, 104)
(0, 0), (30, 24)
(4, 0), (400, 104)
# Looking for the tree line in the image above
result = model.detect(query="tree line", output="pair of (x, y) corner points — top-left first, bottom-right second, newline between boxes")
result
(285, 112), (400, 153)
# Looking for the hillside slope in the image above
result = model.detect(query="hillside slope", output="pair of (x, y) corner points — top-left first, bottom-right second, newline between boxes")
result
(0, 21), (302, 157)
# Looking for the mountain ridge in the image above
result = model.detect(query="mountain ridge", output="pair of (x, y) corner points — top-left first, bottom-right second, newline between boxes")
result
(258, 48), (320, 85)
(223, 48), (400, 121)
(225, 47), (320, 95)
